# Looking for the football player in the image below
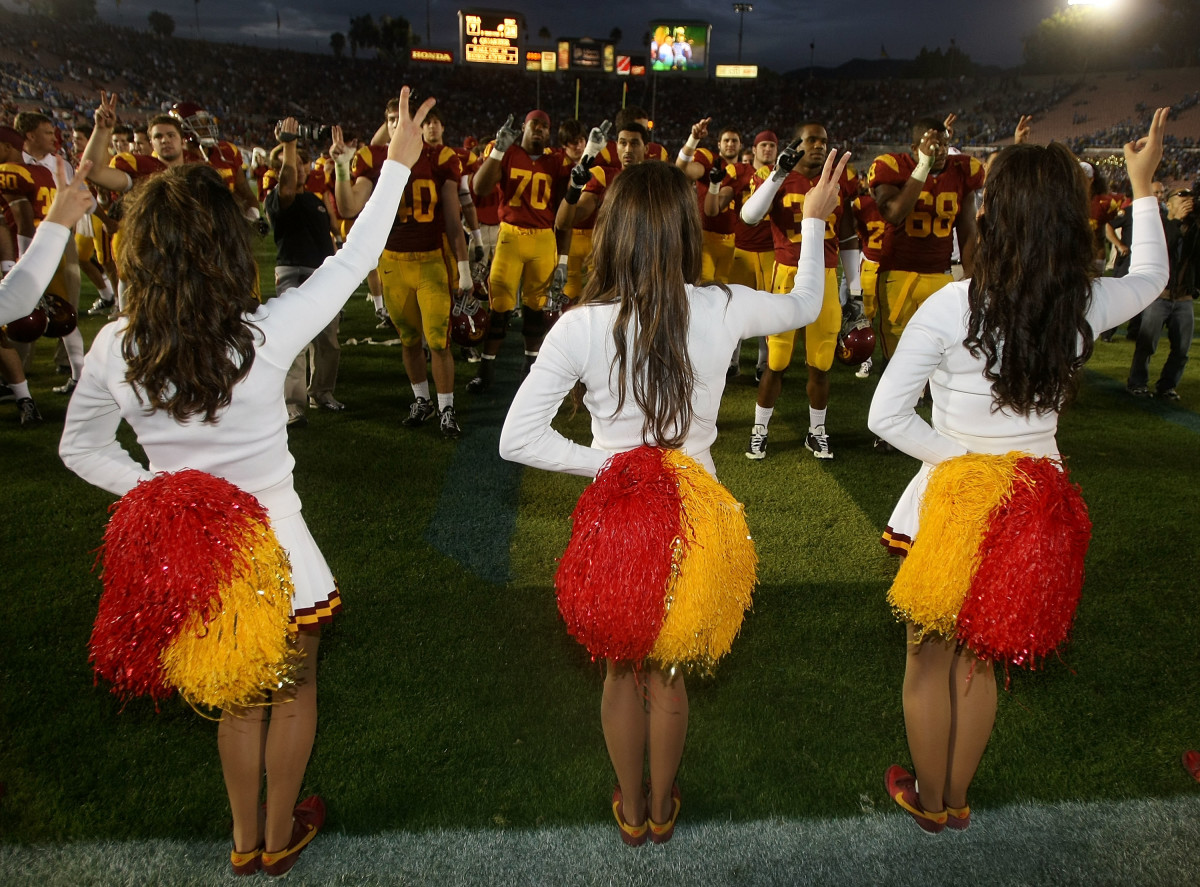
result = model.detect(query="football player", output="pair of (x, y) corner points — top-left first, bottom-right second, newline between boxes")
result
(676, 117), (742, 283)
(334, 100), (473, 438)
(851, 176), (885, 378)
(867, 115), (983, 360)
(706, 130), (779, 378)
(469, 110), (572, 392)
(740, 122), (860, 461)
(69, 122), (117, 316)
(556, 122), (649, 233)
(419, 108), (485, 299)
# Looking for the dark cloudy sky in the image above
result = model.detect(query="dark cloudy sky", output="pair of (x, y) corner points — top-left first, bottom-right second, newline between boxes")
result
(83, 0), (1153, 71)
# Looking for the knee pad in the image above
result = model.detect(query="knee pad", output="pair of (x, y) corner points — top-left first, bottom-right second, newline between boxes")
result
(487, 310), (512, 342)
(522, 308), (547, 340)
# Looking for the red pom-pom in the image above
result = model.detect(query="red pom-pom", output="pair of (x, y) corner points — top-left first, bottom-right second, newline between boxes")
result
(554, 446), (683, 662)
(956, 458), (1092, 668)
(90, 470), (271, 701)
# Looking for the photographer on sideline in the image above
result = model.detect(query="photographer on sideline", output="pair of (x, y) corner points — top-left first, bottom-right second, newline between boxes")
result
(264, 118), (344, 426)
(1126, 185), (1198, 400)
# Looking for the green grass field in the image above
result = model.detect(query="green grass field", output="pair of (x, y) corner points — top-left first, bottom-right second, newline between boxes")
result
(1, 244), (1198, 866)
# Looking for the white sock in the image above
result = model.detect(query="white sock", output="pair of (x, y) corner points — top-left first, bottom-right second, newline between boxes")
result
(437, 392), (454, 412)
(100, 281), (115, 302)
(371, 294), (384, 311)
(64, 328), (85, 380)
(11, 380), (30, 400)
(411, 381), (430, 400)
(809, 407), (827, 432)
(754, 405), (774, 429)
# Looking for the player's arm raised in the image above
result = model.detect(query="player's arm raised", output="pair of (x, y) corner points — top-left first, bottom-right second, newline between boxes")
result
(330, 126), (372, 219)
(82, 91), (133, 194)
(675, 117), (711, 181)
(472, 114), (520, 197)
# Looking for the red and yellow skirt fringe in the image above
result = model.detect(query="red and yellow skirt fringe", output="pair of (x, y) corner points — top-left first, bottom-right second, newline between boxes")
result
(887, 452), (1092, 668)
(89, 470), (301, 713)
(554, 446), (758, 672)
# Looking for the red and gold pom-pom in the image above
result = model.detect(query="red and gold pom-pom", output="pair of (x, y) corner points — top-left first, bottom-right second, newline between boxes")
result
(554, 446), (757, 670)
(555, 447), (682, 662)
(887, 453), (1024, 641)
(90, 470), (298, 711)
(956, 457), (1091, 667)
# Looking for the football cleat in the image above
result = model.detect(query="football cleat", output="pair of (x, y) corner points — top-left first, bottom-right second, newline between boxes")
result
(86, 296), (115, 317)
(746, 424), (768, 460)
(805, 425), (833, 460)
(402, 397), (436, 427)
(439, 405), (461, 439)
(856, 357), (873, 379)
(16, 397), (41, 426)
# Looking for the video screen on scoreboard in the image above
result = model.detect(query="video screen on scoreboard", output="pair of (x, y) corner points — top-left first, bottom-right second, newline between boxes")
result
(649, 21), (710, 74)
(460, 9), (524, 66)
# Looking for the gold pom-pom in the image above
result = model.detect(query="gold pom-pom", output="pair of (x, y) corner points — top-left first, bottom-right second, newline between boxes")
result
(887, 452), (1024, 641)
(649, 451), (758, 671)
(159, 524), (300, 713)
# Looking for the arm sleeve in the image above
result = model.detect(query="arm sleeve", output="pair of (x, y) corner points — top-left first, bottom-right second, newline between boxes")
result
(867, 293), (970, 465)
(740, 171), (783, 226)
(1085, 197), (1169, 331)
(499, 313), (609, 478)
(730, 217), (828, 338)
(59, 324), (155, 496)
(257, 159), (410, 365)
(0, 222), (70, 325)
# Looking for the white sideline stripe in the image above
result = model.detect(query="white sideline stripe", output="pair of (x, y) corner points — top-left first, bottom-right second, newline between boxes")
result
(4, 795), (1200, 886)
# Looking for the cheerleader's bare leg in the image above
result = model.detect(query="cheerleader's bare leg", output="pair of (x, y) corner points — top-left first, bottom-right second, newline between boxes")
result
(602, 661), (648, 826)
(901, 624), (954, 815)
(263, 630), (320, 854)
(646, 666), (688, 824)
(945, 647), (996, 809)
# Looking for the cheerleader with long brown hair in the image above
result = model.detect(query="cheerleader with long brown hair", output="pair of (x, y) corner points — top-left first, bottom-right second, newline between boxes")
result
(60, 89), (434, 876)
(501, 148), (851, 844)
(869, 108), (1169, 834)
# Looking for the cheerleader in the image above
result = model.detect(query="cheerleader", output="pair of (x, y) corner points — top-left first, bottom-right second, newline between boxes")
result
(500, 149), (850, 844)
(868, 109), (1170, 833)
(59, 89), (433, 875)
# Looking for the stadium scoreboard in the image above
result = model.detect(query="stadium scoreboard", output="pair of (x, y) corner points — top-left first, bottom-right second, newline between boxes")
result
(459, 9), (524, 66)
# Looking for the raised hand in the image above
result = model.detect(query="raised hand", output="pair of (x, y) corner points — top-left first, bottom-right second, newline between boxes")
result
(708, 163), (726, 185)
(690, 117), (712, 141)
(329, 125), (352, 165)
(277, 117), (299, 143)
(1124, 106), (1168, 199)
(93, 91), (118, 130)
(582, 120), (611, 163)
(494, 114), (521, 154)
(942, 113), (957, 140)
(773, 137), (804, 180)
(1013, 114), (1033, 145)
(569, 162), (592, 190)
(386, 87), (436, 168)
(801, 149), (851, 221)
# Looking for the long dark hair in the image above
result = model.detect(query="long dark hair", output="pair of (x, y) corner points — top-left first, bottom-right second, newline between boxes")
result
(965, 142), (1095, 416)
(577, 162), (709, 448)
(116, 164), (260, 422)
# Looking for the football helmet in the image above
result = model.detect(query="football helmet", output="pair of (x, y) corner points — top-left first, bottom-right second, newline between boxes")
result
(836, 320), (876, 366)
(450, 286), (489, 347)
(3, 305), (48, 343)
(170, 101), (220, 148)
(41, 293), (78, 338)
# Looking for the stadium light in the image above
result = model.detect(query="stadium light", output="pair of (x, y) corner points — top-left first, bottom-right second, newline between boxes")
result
(733, 3), (753, 63)
(1067, 0), (1116, 6)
